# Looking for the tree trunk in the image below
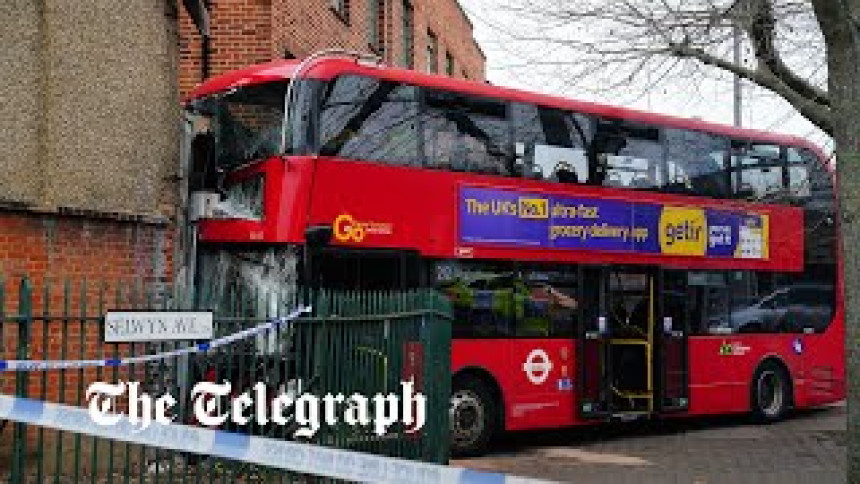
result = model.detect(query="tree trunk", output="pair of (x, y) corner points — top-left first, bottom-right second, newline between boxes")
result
(813, 0), (860, 478)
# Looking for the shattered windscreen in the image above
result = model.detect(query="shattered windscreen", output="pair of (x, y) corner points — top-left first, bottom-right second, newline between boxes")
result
(208, 81), (288, 168)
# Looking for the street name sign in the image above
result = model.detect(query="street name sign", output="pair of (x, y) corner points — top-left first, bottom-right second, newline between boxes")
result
(104, 312), (214, 343)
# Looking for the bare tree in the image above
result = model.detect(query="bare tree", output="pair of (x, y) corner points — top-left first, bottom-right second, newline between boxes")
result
(476, 0), (860, 477)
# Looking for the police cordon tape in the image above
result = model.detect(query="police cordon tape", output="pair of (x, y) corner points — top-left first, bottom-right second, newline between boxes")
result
(0, 394), (550, 483)
(0, 306), (311, 372)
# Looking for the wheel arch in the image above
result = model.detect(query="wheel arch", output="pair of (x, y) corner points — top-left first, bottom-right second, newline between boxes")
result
(452, 366), (505, 427)
(751, 354), (795, 410)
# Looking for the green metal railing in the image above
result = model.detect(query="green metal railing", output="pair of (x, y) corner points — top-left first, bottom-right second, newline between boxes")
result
(0, 277), (452, 483)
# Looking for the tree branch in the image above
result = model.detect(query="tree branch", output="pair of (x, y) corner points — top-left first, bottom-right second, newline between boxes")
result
(735, 0), (830, 106)
(668, 42), (833, 134)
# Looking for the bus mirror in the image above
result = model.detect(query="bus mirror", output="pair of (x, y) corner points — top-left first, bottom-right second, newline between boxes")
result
(305, 225), (333, 248)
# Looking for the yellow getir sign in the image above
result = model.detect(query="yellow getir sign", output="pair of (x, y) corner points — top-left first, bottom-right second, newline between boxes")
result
(659, 206), (707, 256)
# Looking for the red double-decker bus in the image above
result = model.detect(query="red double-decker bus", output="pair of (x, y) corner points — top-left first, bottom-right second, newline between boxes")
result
(182, 53), (844, 456)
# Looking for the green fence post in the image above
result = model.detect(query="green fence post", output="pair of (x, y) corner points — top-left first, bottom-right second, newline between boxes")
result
(425, 289), (452, 464)
(11, 277), (33, 483)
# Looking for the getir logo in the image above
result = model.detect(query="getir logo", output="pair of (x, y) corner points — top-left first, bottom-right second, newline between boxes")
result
(659, 207), (707, 256)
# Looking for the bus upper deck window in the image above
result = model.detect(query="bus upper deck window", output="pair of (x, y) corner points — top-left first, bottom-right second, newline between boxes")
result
(512, 103), (590, 184)
(319, 75), (421, 166)
(595, 121), (661, 190)
(423, 90), (511, 176)
(731, 142), (785, 201)
(786, 147), (812, 198)
(663, 129), (730, 198)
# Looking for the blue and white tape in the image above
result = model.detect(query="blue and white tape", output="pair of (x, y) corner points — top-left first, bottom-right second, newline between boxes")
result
(0, 394), (550, 484)
(0, 306), (311, 372)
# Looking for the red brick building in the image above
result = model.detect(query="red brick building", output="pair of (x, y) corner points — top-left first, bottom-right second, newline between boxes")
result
(179, 0), (486, 98)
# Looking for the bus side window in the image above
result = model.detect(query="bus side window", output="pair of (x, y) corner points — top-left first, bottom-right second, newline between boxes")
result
(786, 146), (812, 199)
(663, 129), (730, 198)
(517, 265), (580, 338)
(318, 75), (421, 166)
(423, 90), (511, 176)
(731, 142), (784, 201)
(512, 103), (590, 183)
(593, 120), (661, 190)
(434, 260), (517, 338)
(685, 272), (731, 335)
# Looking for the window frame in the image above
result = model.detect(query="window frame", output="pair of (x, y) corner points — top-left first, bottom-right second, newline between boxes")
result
(445, 51), (455, 76)
(426, 29), (438, 73)
(401, 0), (414, 69)
(368, 0), (385, 54)
(330, 0), (350, 24)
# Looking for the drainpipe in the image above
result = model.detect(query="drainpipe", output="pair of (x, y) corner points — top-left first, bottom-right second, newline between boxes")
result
(201, 0), (211, 80)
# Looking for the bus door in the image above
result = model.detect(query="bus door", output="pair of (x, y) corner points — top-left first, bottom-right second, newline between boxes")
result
(578, 266), (609, 417)
(656, 269), (690, 413)
(578, 266), (655, 418)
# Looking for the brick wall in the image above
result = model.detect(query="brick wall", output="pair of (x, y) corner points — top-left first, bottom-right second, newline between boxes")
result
(410, 0), (485, 79)
(0, 210), (173, 383)
(180, 0), (275, 99)
(0, 212), (172, 302)
(0, 211), (175, 460)
(179, 0), (486, 98)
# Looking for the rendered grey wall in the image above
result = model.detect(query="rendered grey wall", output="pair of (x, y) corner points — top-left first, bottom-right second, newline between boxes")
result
(0, 0), (42, 205)
(0, 0), (179, 217)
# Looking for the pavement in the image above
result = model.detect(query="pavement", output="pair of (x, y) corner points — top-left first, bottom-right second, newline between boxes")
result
(452, 403), (847, 484)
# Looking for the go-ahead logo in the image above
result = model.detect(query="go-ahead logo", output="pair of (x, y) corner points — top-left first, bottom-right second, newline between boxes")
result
(522, 349), (553, 385)
(333, 214), (393, 243)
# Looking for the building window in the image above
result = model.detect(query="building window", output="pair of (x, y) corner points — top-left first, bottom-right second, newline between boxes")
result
(426, 30), (438, 73)
(331, 0), (349, 23)
(401, 0), (414, 68)
(368, 0), (386, 54)
(445, 51), (454, 76)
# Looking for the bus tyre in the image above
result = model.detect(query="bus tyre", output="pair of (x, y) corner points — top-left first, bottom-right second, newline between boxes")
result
(450, 377), (496, 457)
(751, 361), (790, 422)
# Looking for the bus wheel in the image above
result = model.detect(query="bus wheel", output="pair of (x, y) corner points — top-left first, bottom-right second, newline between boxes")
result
(450, 377), (496, 457)
(752, 361), (790, 422)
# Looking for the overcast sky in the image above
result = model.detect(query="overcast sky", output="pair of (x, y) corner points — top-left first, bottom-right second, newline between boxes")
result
(458, 0), (833, 154)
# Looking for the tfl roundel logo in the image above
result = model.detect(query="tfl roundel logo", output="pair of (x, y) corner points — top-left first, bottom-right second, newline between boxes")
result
(522, 349), (553, 385)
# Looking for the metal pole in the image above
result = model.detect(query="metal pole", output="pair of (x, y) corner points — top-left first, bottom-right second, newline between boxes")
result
(733, 25), (743, 127)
